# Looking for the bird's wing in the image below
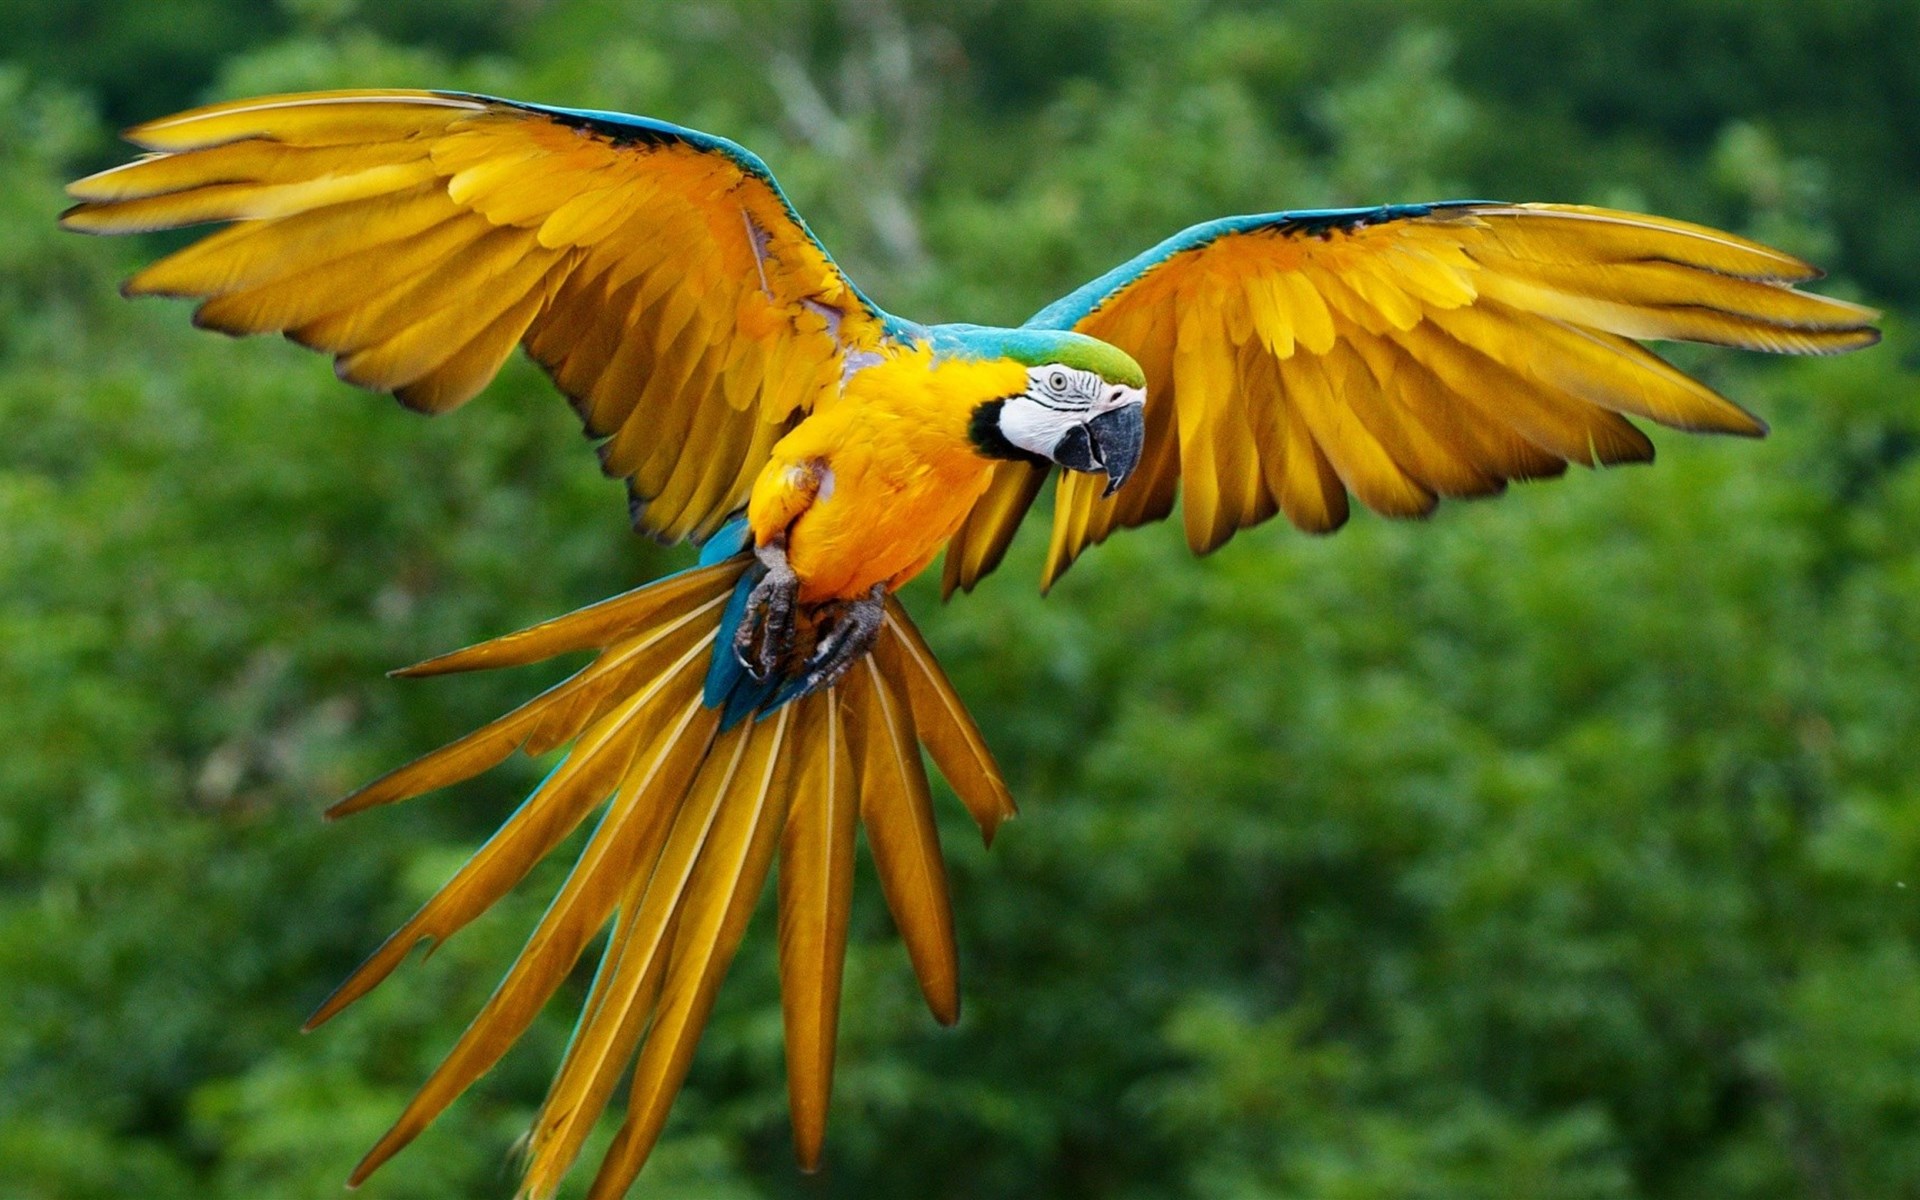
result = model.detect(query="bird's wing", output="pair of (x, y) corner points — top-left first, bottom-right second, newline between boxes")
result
(63, 89), (904, 544)
(942, 202), (1878, 595)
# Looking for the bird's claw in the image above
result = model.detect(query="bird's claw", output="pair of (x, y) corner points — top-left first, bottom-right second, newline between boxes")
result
(801, 584), (888, 693)
(734, 545), (799, 682)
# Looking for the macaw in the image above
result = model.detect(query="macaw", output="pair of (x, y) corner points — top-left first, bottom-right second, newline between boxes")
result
(64, 89), (1878, 1198)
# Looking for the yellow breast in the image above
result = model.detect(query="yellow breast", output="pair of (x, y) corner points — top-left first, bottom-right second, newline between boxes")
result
(748, 347), (1029, 602)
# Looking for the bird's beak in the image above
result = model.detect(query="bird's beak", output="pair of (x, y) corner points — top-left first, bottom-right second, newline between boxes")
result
(1049, 400), (1145, 496)
(1087, 401), (1144, 496)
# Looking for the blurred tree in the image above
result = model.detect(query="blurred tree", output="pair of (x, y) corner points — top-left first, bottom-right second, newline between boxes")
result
(3, 2), (1917, 1198)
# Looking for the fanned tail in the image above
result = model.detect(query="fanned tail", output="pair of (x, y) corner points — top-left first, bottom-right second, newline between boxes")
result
(311, 559), (1016, 1197)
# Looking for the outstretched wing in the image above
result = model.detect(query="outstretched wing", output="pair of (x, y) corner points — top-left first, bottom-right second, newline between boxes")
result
(63, 89), (905, 543)
(942, 202), (1878, 595)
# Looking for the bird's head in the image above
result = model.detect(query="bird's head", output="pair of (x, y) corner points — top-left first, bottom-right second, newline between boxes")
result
(969, 330), (1147, 497)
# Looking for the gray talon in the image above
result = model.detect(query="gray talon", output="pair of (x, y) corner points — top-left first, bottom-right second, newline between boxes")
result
(803, 583), (887, 692)
(735, 538), (799, 682)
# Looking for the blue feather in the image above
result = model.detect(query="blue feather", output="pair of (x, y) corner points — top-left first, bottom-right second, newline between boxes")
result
(696, 520), (845, 730)
(699, 517), (753, 566)
(698, 531), (810, 733)
(702, 557), (763, 717)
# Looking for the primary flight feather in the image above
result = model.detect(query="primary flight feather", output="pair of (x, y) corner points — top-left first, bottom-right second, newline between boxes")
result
(63, 88), (1878, 1197)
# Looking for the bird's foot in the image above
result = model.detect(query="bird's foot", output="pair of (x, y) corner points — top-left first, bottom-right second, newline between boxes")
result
(735, 539), (799, 682)
(801, 583), (888, 693)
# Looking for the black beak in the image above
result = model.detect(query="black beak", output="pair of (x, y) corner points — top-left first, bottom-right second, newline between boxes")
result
(1087, 402), (1145, 496)
(1050, 403), (1146, 496)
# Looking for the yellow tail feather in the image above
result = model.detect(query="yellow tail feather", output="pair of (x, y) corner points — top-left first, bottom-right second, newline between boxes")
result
(320, 563), (1009, 1198)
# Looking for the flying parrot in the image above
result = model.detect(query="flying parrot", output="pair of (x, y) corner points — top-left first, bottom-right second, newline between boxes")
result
(63, 89), (1879, 1198)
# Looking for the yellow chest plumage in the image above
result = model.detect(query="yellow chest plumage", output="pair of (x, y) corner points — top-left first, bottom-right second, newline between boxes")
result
(747, 348), (1028, 602)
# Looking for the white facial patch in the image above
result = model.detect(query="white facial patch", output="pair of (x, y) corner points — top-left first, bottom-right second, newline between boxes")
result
(998, 395), (1089, 458)
(998, 365), (1145, 459)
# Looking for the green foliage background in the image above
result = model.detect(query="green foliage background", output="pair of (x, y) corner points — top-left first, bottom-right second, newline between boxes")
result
(4, 1), (1917, 1196)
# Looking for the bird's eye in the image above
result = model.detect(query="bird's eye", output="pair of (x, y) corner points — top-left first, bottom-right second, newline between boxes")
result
(1048, 370), (1069, 392)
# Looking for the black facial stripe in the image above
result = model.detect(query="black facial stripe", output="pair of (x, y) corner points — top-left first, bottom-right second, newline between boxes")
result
(968, 398), (1050, 466)
(1029, 395), (1093, 413)
(1038, 366), (1106, 405)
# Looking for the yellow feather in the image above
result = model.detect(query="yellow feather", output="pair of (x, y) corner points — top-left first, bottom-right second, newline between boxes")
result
(194, 214), (488, 339)
(1200, 301), (1269, 547)
(127, 185), (458, 299)
(576, 283), (662, 442)
(1245, 340), (1296, 503)
(519, 870), (675, 1200)
(465, 155), (624, 229)
(516, 590), (726, 757)
(588, 706), (795, 1200)
(592, 205), (690, 301)
(441, 143), (552, 209)
(1268, 354), (1352, 532)
(393, 563), (739, 677)
(702, 411), (799, 546)
(341, 680), (717, 1186)
(1117, 342), (1185, 530)
(1172, 304), (1240, 551)
(327, 703), (543, 820)
(942, 462), (1045, 598)
(628, 317), (722, 495)
(1277, 269), (1338, 355)
(335, 231), (564, 390)
(1471, 203), (1820, 282)
(1337, 251), (1435, 330)
(1430, 301), (1766, 435)
(531, 269), (622, 407)
(637, 312), (741, 506)
(717, 335), (768, 412)
(513, 719), (756, 1194)
(1390, 319), (1651, 467)
(1043, 471), (1100, 587)
(1284, 347), (1435, 518)
(673, 406), (762, 543)
(1472, 259), (1879, 354)
(649, 266), (707, 362)
(847, 657), (959, 1025)
(1330, 321), (1497, 497)
(1311, 261), (1394, 337)
(1230, 336), (1281, 531)
(1341, 334), (1503, 497)
(66, 138), (430, 202)
(326, 593), (724, 821)
(1245, 272), (1298, 358)
(539, 181), (643, 249)
(875, 605), (1017, 841)
(1373, 240), (1480, 310)
(645, 339), (746, 540)
(775, 693), (858, 1170)
(426, 124), (524, 174)
(62, 160), (440, 233)
(312, 657), (710, 1045)
(123, 89), (480, 152)
(394, 264), (566, 413)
